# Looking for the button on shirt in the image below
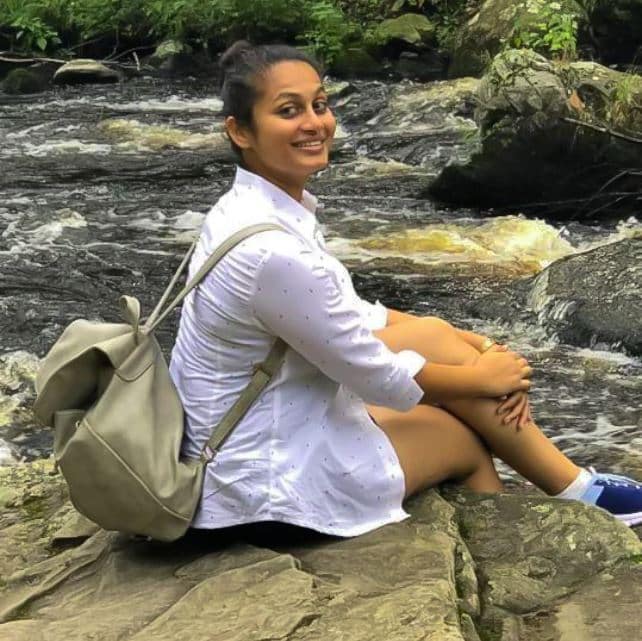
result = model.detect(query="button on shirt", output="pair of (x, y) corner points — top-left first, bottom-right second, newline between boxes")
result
(169, 166), (426, 537)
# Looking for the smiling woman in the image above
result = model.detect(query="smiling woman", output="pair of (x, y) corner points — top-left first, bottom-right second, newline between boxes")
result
(220, 41), (336, 201)
(168, 40), (642, 539)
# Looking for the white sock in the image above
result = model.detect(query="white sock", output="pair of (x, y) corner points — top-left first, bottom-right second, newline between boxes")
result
(555, 468), (593, 499)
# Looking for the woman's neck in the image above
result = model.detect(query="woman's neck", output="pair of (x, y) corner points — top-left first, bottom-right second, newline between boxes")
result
(241, 160), (305, 203)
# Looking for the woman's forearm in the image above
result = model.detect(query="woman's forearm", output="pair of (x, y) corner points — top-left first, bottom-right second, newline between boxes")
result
(415, 363), (483, 402)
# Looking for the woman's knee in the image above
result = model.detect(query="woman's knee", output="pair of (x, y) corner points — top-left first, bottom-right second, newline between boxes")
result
(417, 316), (478, 366)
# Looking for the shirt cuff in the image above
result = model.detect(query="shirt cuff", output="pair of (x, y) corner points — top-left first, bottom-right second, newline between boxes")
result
(393, 349), (426, 411)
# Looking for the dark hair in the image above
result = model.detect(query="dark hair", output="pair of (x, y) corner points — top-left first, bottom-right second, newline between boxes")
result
(219, 41), (324, 159)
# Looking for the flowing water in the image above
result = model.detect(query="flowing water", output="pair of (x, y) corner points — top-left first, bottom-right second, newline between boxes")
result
(0, 76), (640, 481)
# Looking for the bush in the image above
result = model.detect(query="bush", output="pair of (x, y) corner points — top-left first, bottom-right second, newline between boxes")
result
(509, 1), (580, 60)
(0, 0), (363, 65)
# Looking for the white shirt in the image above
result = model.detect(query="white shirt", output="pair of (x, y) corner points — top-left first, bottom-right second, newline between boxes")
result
(169, 166), (426, 536)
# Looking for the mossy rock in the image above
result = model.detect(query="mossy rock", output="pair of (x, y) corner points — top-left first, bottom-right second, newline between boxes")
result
(374, 13), (436, 47)
(1, 68), (47, 95)
(330, 46), (382, 78)
(432, 48), (642, 220)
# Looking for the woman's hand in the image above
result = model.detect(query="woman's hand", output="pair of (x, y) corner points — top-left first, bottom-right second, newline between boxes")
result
(497, 391), (532, 428)
(474, 344), (532, 397)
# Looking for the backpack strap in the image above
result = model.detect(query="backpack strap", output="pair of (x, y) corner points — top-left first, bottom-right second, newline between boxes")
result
(143, 223), (285, 333)
(200, 336), (287, 463)
(142, 222), (289, 464)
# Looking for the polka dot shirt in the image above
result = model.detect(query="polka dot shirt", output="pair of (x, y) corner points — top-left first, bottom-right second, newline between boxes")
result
(169, 166), (425, 537)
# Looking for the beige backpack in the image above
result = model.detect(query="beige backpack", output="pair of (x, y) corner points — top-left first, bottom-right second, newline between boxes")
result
(33, 223), (286, 541)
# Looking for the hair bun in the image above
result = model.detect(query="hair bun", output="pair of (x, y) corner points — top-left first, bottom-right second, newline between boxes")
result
(219, 40), (253, 74)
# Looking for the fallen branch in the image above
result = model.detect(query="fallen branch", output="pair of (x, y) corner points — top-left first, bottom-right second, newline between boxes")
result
(562, 116), (642, 144)
(0, 54), (66, 64)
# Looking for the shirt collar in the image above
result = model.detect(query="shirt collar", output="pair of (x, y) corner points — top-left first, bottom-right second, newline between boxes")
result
(233, 165), (319, 240)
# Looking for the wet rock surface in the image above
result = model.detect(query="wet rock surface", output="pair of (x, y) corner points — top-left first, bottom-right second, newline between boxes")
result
(1, 460), (641, 640)
(473, 238), (642, 355)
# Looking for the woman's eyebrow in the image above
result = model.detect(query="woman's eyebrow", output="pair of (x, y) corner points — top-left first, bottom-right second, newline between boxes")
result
(273, 86), (326, 102)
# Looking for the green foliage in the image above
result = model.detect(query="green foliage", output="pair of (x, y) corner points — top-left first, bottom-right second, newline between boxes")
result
(0, 0), (361, 61)
(510, 1), (579, 60)
(337, 0), (387, 22)
(607, 72), (642, 129)
(0, 0), (62, 51)
(429, 0), (470, 52)
(299, 1), (358, 65)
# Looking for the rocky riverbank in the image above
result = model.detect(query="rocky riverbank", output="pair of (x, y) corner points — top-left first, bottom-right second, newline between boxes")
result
(1, 460), (641, 640)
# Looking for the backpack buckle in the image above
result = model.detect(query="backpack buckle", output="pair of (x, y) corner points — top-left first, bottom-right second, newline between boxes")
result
(201, 445), (218, 464)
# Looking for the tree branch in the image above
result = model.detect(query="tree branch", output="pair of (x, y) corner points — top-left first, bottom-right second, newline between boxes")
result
(562, 116), (642, 144)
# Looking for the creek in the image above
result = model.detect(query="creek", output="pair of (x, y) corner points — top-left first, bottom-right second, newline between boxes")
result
(0, 76), (640, 480)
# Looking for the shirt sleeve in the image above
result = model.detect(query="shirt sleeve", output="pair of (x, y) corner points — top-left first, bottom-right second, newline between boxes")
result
(250, 238), (425, 412)
(356, 297), (388, 331)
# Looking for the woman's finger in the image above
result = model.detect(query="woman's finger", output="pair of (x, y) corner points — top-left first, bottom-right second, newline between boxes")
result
(518, 399), (531, 428)
(497, 392), (520, 414)
(504, 395), (527, 424)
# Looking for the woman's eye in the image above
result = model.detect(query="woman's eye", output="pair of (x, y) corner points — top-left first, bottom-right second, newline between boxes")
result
(279, 105), (299, 117)
(314, 100), (329, 114)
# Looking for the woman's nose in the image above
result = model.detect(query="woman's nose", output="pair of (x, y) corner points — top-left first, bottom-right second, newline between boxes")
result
(300, 105), (324, 131)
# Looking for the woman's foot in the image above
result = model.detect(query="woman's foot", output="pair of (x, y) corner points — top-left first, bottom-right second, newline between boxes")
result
(575, 468), (642, 527)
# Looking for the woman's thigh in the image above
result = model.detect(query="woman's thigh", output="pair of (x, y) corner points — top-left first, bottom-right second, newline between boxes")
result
(368, 403), (495, 498)
(374, 316), (478, 366)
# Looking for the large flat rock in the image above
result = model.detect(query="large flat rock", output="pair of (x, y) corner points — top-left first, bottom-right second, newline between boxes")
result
(1, 461), (641, 640)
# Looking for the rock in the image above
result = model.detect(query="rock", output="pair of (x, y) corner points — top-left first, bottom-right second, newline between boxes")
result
(390, 50), (447, 82)
(374, 13), (436, 48)
(53, 59), (121, 85)
(97, 119), (231, 153)
(2, 460), (642, 639)
(330, 46), (382, 78)
(1, 68), (47, 95)
(520, 563), (642, 640)
(448, 0), (583, 78)
(472, 237), (642, 354)
(148, 40), (204, 75)
(528, 238), (642, 354)
(446, 488), (642, 617)
(430, 49), (642, 220)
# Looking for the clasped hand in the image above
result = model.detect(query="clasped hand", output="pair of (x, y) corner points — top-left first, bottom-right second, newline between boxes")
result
(476, 344), (533, 429)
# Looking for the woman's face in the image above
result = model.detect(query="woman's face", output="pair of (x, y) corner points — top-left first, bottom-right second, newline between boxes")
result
(227, 60), (336, 198)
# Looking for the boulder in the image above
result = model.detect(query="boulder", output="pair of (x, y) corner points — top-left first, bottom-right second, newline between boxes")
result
(53, 59), (122, 85)
(527, 237), (642, 354)
(1, 68), (47, 95)
(330, 46), (382, 78)
(374, 13), (436, 48)
(147, 40), (207, 75)
(430, 49), (642, 220)
(1, 460), (641, 640)
(448, 0), (583, 78)
(472, 238), (642, 355)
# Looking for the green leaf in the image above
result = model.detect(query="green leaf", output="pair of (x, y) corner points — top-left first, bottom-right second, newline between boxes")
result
(37, 36), (47, 50)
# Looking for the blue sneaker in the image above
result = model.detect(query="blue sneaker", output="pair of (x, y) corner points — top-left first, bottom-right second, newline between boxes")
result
(579, 468), (642, 527)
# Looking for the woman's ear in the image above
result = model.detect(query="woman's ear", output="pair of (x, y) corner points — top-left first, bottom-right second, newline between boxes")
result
(225, 116), (252, 150)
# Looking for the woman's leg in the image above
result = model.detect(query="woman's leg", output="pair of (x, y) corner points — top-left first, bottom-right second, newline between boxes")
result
(374, 317), (581, 495)
(367, 403), (504, 497)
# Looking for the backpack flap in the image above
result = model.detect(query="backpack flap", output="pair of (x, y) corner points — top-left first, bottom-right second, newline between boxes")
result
(34, 296), (149, 426)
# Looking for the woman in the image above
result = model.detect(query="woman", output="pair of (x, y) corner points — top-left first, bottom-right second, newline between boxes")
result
(169, 41), (642, 536)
